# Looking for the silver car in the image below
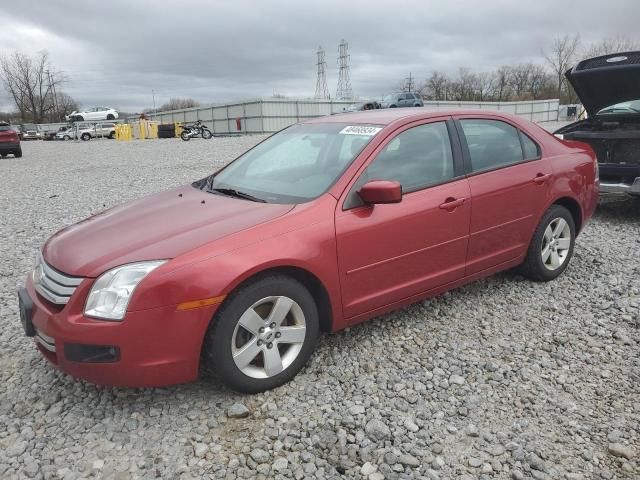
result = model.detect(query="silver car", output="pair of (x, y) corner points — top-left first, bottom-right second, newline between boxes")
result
(381, 92), (424, 108)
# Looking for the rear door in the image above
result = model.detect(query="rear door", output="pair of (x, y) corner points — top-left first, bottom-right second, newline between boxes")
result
(335, 119), (471, 319)
(455, 116), (552, 275)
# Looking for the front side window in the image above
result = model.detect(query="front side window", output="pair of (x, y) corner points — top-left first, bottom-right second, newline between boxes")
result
(196, 123), (381, 204)
(460, 119), (525, 172)
(361, 121), (455, 192)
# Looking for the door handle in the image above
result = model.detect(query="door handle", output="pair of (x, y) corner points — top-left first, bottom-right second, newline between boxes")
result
(533, 173), (551, 184)
(439, 197), (466, 211)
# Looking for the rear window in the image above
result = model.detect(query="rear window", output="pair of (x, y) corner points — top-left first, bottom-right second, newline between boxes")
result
(0, 125), (11, 131)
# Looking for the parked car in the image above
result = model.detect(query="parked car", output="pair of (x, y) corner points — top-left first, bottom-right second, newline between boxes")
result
(55, 126), (76, 141)
(21, 124), (41, 140)
(554, 51), (640, 196)
(66, 107), (118, 122)
(0, 122), (22, 157)
(18, 109), (598, 393)
(77, 123), (116, 140)
(43, 125), (68, 141)
(344, 101), (381, 112)
(381, 92), (424, 108)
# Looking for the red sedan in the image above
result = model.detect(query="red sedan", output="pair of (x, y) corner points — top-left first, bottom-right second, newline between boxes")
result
(18, 109), (599, 392)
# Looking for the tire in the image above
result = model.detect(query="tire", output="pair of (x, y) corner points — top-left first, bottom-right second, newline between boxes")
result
(201, 129), (212, 140)
(106, 114), (115, 120)
(14, 146), (22, 158)
(202, 275), (320, 393)
(389, 104), (397, 108)
(1, 154), (6, 159)
(519, 205), (575, 282)
(63, 135), (71, 141)
(81, 133), (91, 141)
(108, 131), (115, 139)
(180, 131), (191, 141)
(76, 115), (84, 121)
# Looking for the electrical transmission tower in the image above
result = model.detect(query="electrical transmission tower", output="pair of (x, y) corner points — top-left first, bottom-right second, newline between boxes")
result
(314, 46), (330, 99)
(335, 39), (353, 100)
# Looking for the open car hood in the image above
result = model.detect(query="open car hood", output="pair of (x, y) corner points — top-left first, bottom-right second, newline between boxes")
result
(566, 51), (640, 117)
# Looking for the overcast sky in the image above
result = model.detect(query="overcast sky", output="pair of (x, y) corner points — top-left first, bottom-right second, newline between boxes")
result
(0, 0), (637, 112)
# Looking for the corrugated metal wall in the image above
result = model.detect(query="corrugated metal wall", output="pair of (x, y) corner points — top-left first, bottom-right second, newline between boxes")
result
(146, 98), (560, 134)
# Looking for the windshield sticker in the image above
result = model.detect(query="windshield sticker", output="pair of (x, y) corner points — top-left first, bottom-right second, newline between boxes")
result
(339, 126), (382, 136)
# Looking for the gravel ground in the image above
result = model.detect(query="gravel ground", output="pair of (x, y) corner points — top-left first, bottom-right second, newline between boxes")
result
(0, 138), (638, 480)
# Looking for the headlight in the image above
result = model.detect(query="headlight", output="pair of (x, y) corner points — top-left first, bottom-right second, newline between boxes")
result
(84, 261), (166, 320)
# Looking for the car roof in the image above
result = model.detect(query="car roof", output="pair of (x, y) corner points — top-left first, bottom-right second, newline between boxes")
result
(304, 108), (523, 126)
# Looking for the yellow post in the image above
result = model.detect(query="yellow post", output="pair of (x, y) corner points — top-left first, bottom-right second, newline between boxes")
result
(148, 122), (158, 139)
(175, 122), (183, 138)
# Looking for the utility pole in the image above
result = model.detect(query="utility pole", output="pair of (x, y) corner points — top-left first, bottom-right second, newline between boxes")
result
(314, 46), (330, 99)
(152, 89), (156, 111)
(403, 72), (415, 93)
(46, 70), (59, 121)
(335, 39), (353, 100)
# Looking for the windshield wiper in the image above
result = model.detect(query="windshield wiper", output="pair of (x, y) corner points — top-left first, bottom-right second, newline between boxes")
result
(210, 187), (266, 203)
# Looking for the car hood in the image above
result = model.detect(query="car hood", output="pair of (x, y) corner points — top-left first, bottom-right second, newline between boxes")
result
(43, 184), (294, 277)
(566, 51), (640, 117)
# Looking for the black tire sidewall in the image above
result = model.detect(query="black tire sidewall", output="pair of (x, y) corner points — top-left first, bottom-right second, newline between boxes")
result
(81, 133), (90, 141)
(527, 205), (576, 281)
(204, 276), (320, 393)
(180, 131), (190, 141)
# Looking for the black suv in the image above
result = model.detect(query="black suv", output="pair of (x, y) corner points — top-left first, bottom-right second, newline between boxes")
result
(555, 51), (640, 197)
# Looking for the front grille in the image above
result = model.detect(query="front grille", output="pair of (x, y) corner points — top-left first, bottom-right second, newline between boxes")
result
(34, 255), (84, 305)
(578, 52), (640, 70)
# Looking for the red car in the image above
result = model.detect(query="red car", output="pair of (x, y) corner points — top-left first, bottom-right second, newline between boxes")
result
(0, 122), (22, 158)
(18, 109), (599, 393)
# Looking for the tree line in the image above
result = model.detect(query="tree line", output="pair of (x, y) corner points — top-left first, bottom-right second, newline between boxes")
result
(0, 51), (79, 124)
(403, 35), (637, 104)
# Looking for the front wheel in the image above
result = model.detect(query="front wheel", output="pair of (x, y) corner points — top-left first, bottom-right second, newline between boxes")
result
(106, 114), (115, 120)
(180, 131), (191, 141)
(81, 133), (91, 141)
(201, 129), (212, 139)
(202, 275), (319, 393)
(520, 205), (575, 282)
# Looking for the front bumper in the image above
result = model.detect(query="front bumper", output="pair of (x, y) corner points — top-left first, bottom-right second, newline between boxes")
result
(19, 275), (217, 387)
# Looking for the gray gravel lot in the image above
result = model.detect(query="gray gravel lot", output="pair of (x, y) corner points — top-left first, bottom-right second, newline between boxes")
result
(1, 138), (639, 479)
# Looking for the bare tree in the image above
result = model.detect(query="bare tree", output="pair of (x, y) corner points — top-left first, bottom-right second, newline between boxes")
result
(544, 34), (580, 99)
(0, 51), (67, 123)
(418, 71), (449, 100)
(583, 35), (638, 58)
(56, 93), (79, 120)
(474, 72), (495, 101)
(494, 66), (512, 101)
(158, 97), (200, 111)
(509, 64), (533, 99)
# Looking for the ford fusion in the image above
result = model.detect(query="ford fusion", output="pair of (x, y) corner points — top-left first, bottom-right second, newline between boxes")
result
(19, 109), (599, 393)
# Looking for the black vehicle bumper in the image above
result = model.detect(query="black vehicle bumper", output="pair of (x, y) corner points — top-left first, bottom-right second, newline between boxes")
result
(599, 163), (640, 195)
(0, 142), (19, 153)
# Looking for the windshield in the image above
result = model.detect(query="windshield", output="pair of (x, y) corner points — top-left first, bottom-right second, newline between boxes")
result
(597, 99), (640, 115)
(195, 123), (382, 204)
(382, 94), (395, 103)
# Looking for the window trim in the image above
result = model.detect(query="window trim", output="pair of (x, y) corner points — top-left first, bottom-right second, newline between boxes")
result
(342, 118), (466, 210)
(454, 117), (542, 177)
(518, 130), (542, 161)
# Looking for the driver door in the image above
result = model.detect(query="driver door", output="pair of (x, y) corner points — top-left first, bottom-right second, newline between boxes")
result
(335, 120), (471, 320)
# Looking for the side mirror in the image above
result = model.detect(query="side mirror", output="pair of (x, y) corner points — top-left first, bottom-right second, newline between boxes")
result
(357, 180), (402, 205)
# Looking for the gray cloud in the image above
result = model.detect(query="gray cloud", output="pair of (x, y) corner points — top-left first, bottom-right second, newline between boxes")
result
(0, 0), (638, 111)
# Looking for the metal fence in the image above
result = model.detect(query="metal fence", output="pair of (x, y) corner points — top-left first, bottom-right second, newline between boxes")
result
(145, 98), (560, 135)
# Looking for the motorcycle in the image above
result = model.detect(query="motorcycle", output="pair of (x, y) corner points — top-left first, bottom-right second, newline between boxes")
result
(180, 120), (213, 141)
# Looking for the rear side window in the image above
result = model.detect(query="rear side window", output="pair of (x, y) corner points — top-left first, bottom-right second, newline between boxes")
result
(460, 119), (524, 172)
(520, 131), (540, 160)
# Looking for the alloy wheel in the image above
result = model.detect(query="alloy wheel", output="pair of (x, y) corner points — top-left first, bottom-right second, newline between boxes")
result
(541, 217), (571, 270)
(231, 296), (306, 379)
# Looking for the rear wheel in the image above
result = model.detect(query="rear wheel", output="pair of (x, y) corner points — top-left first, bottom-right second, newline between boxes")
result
(81, 133), (91, 141)
(14, 146), (22, 158)
(108, 131), (115, 139)
(76, 115), (84, 122)
(106, 114), (115, 120)
(520, 205), (575, 282)
(202, 275), (319, 393)
(202, 129), (212, 139)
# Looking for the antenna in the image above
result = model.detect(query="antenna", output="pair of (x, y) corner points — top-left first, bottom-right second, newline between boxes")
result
(336, 39), (353, 100)
(314, 46), (330, 99)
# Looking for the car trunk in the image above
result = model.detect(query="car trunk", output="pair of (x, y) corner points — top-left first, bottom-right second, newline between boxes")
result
(557, 117), (640, 184)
